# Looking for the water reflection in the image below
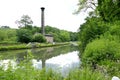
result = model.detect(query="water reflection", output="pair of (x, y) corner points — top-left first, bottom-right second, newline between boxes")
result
(32, 51), (80, 76)
(0, 45), (78, 59)
(0, 59), (17, 70)
(0, 45), (80, 75)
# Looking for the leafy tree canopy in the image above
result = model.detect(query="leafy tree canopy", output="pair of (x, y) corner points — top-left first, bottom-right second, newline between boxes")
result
(77, 0), (120, 21)
(16, 15), (33, 28)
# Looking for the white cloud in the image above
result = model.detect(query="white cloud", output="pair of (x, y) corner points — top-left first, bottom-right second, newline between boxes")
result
(0, 0), (88, 32)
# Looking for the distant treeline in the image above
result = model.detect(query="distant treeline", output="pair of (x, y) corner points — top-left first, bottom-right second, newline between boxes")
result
(0, 25), (78, 43)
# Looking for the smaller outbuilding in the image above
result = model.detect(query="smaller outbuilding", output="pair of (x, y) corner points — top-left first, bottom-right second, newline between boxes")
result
(45, 34), (53, 43)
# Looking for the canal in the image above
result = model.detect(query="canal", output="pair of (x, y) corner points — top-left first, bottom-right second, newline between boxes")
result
(0, 45), (80, 75)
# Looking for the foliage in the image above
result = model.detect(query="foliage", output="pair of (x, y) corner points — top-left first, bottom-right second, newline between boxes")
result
(80, 32), (120, 76)
(0, 24), (77, 43)
(65, 67), (108, 80)
(45, 25), (60, 34)
(59, 30), (70, 42)
(0, 56), (63, 80)
(0, 66), (109, 80)
(0, 29), (6, 41)
(82, 38), (120, 64)
(52, 33), (62, 42)
(76, 0), (97, 14)
(0, 44), (29, 51)
(16, 29), (32, 43)
(99, 60), (120, 77)
(77, 0), (120, 21)
(78, 17), (109, 53)
(97, 0), (120, 21)
(77, 0), (120, 75)
(45, 25), (77, 42)
(109, 21), (120, 38)
(0, 53), (109, 80)
(0, 42), (70, 51)
(16, 15), (33, 28)
(0, 28), (17, 42)
(32, 33), (46, 43)
(69, 32), (78, 41)
(31, 26), (41, 34)
(0, 63), (109, 80)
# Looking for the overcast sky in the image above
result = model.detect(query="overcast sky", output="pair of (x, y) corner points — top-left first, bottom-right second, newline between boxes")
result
(0, 0), (88, 32)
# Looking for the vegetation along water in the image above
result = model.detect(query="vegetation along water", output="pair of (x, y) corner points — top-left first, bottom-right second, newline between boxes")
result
(1, 0), (120, 80)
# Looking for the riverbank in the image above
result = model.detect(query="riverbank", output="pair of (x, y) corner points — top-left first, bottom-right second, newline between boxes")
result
(0, 42), (115, 80)
(0, 42), (70, 51)
(0, 67), (109, 80)
(0, 59), (110, 80)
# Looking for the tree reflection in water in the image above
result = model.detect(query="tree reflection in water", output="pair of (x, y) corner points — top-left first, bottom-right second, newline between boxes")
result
(0, 45), (80, 75)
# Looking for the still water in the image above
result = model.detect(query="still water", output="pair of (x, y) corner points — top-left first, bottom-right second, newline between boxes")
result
(0, 45), (80, 75)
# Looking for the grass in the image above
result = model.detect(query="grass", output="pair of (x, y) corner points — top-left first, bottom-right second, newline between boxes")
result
(0, 42), (70, 51)
(65, 67), (110, 80)
(81, 38), (120, 78)
(0, 67), (63, 80)
(0, 63), (109, 80)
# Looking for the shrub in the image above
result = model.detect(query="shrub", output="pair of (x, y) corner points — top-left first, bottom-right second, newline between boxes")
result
(16, 29), (32, 43)
(78, 18), (109, 53)
(65, 67), (108, 80)
(82, 38), (120, 65)
(109, 21), (120, 41)
(32, 33), (46, 43)
(99, 60), (120, 76)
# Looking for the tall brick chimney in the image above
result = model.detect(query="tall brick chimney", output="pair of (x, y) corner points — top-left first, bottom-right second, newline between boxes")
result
(41, 7), (45, 35)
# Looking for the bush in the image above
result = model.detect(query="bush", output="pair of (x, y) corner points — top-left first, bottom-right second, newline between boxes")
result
(65, 67), (108, 80)
(59, 30), (70, 42)
(16, 29), (32, 43)
(109, 21), (120, 40)
(82, 38), (120, 65)
(78, 17), (109, 53)
(99, 60), (120, 76)
(32, 33), (46, 43)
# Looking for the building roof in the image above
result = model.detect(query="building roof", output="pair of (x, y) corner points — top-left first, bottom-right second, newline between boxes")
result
(45, 34), (53, 37)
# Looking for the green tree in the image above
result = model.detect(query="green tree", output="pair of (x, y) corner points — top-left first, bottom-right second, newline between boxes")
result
(52, 33), (61, 42)
(60, 30), (70, 42)
(45, 25), (62, 42)
(69, 32), (78, 41)
(44, 25), (77, 42)
(78, 17), (109, 53)
(76, 0), (97, 14)
(45, 25), (60, 34)
(16, 15), (33, 28)
(77, 0), (120, 21)
(32, 26), (41, 34)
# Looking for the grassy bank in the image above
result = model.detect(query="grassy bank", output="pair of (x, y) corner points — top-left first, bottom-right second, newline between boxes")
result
(0, 44), (112, 80)
(0, 42), (70, 51)
(0, 67), (109, 80)
(0, 61), (109, 80)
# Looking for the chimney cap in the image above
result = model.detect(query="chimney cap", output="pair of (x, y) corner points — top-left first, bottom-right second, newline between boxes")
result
(41, 7), (45, 10)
